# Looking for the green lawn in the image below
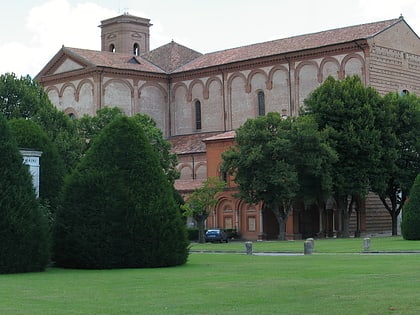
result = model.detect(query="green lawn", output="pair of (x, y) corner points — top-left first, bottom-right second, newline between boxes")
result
(190, 236), (420, 253)
(1, 237), (420, 314)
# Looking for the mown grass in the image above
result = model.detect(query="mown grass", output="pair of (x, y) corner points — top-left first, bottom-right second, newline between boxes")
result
(190, 236), (420, 253)
(1, 237), (419, 314)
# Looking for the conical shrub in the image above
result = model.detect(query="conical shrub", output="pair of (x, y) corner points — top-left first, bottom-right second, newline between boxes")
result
(401, 173), (420, 240)
(0, 114), (50, 273)
(54, 116), (188, 268)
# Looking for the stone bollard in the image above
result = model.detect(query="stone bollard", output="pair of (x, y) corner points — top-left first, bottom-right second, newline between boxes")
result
(304, 240), (314, 255)
(363, 237), (371, 252)
(245, 241), (253, 255)
(306, 238), (315, 251)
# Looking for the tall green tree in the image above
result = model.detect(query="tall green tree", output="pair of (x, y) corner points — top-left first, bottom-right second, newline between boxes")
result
(373, 92), (420, 235)
(222, 113), (335, 240)
(0, 73), (83, 173)
(0, 114), (50, 273)
(304, 76), (384, 237)
(0, 73), (46, 119)
(54, 116), (188, 269)
(181, 177), (226, 243)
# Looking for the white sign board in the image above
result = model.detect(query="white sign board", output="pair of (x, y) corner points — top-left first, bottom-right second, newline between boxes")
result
(20, 150), (42, 198)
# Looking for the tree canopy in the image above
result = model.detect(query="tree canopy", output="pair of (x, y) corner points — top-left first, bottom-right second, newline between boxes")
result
(182, 177), (226, 243)
(0, 72), (83, 173)
(373, 92), (420, 235)
(303, 75), (387, 237)
(222, 112), (336, 240)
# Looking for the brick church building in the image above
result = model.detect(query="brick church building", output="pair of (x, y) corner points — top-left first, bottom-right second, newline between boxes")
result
(36, 13), (420, 239)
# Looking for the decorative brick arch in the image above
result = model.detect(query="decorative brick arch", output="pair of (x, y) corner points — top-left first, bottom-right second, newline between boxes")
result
(227, 72), (247, 94)
(64, 107), (78, 119)
(75, 79), (94, 102)
(295, 60), (321, 83)
(319, 57), (340, 82)
(213, 197), (236, 230)
(171, 82), (188, 102)
(247, 69), (269, 92)
(204, 76), (223, 99)
(138, 81), (167, 102)
(268, 65), (289, 90)
(295, 60), (320, 106)
(103, 78), (134, 97)
(188, 79), (205, 102)
(45, 85), (60, 96)
(178, 163), (193, 180)
(341, 53), (366, 83)
(59, 82), (77, 98)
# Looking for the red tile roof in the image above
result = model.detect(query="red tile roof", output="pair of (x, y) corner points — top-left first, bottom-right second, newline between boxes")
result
(169, 132), (223, 154)
(203, 130), (236, 142)
(142, 41), (202, 73)
(40, 18), (404, 78)
(174, 179), (204, 192)
(173, 18), (401, 72)
(64, 47), (166, 73)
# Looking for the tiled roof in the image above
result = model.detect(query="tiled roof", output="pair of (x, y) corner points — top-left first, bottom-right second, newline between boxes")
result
(174, 179), (204, 192)
(40, 18), (404, 78)
(169, 132), (222, 155)
(203, 130), (236, 142)
(142, 41), (202, 73)
(63, 47), (166, 73)
(173, 18), (401, 72)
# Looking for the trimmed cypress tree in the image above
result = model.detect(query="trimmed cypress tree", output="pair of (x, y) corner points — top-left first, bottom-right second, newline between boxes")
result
(0, 114), (50, 273)
(54, 116), (188, 269)
(401, 173), (420, 240)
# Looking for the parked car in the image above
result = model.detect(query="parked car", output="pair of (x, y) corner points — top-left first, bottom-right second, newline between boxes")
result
(205, 229), (229, 243)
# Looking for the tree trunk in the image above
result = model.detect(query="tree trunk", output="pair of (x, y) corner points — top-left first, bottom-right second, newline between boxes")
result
(391, 211), (398, 236)
(270, 203), (289, 241)
(277, 216), (286, 240)
(380, 192), (405, 237)
(197, 219), (206, 243)
(336, 195), (350, 238)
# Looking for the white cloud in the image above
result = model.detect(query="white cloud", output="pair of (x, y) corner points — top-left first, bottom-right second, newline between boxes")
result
(0, 0), (116, 77)
(2, 0), (420, 78)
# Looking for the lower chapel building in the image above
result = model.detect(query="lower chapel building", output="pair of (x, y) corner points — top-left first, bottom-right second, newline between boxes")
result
(36, 14), (420, 240)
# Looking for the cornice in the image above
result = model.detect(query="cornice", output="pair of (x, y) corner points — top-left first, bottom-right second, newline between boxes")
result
(37, 66), (167, 86)
(37, 40), (368, 86)
(169, 41), (367, 82)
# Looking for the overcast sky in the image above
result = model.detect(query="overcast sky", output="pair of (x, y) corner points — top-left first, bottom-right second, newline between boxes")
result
(1, 0), (420, 78)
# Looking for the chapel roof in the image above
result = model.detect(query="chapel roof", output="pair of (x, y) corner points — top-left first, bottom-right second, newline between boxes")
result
(63, 47), (166, 73)
(172, 18), (402, 72)
(141, 40), (203, 73)
(36, 46), (166, 78)
(37, 17), (405, 79)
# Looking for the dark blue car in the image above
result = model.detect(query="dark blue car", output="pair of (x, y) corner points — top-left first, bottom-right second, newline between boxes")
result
(205, 229), (229, 243)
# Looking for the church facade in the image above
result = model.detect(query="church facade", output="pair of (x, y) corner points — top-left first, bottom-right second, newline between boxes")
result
(36, 14), (420, 239)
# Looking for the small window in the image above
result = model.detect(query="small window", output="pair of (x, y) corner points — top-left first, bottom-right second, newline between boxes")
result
(258, 91), (265, 116)
(109, 44), (116, 53)
(133, 43), (140, 56)
(401, 89), (409, 96)
(195, 100), (202, 130)
(68, 113), (76, 120)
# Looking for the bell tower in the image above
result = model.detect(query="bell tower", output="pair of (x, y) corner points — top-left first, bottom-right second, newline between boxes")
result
(99, 13), (152, 55)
